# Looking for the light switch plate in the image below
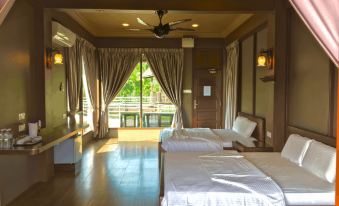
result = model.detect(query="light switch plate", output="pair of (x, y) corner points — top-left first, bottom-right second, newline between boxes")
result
(266, 131), (272, 138)
(62, 114), (67, 119)
(18, 124), (26, 132)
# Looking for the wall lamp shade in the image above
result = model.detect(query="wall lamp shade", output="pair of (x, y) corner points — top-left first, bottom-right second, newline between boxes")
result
(54, 52), (63, 64)
(257, 49), (273, 69)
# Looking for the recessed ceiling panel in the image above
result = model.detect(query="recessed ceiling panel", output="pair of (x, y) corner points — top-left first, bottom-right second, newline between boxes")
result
(63, 9), (253, 38)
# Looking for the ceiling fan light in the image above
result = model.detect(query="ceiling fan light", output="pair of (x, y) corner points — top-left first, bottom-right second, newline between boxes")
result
(192, 24), (199, 28)
(122, 23), (130, 27)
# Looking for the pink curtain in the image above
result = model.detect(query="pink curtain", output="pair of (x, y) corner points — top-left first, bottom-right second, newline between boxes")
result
(289, 0), (339, 66)
(0, 0), (16, 26)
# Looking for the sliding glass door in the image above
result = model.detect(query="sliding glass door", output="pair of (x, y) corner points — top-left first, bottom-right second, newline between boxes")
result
(107, 57), (175, 128)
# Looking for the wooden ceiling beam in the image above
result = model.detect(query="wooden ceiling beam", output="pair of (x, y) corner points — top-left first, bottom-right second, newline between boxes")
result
(43, 0), (275, 12)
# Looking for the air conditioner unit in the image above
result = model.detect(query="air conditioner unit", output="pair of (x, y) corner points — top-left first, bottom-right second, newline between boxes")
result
(52, 21), (76, 48)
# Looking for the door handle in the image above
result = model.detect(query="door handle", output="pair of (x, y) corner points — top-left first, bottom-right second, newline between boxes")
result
(194, 100), (198, 109)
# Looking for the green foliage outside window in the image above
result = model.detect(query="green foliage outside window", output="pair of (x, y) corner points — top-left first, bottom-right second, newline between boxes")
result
(118, 62), (161, 97)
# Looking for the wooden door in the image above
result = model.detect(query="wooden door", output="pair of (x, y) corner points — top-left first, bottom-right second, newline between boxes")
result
(192, 69), (222, 128)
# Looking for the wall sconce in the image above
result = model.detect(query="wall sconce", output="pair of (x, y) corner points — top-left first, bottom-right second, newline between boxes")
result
(46, 47), (64, 69)
(54, 51), (63, 65)
(257, 48), (273, 69)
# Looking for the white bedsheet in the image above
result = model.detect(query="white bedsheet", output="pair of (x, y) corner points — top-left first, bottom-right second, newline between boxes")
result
(160, 128), (256, 152)
(161, 128), (223, 152)
(243, 152), (335, 205)
(162, 152), (285, 206)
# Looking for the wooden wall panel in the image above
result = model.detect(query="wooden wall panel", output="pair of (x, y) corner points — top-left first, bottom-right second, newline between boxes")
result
(240, 36), (254, 114)
(288, 11), (333, 136)
(255, 28), (274, 145)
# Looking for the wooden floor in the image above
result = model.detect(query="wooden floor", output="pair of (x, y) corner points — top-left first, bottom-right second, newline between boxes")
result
(9, 139), (160, 206)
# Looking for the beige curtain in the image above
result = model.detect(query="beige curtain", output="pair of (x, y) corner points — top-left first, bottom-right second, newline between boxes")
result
(78, 38), (99, 135)
(224, 41), (239, 129)
(97, 48), (141, 138)
(144, 48), (184, 129)
(64, 39), (82, 123)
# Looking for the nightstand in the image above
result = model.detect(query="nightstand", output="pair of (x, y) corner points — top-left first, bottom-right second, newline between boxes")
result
(233, 141), (273, 152)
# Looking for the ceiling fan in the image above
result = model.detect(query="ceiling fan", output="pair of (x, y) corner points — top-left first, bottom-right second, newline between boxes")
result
(127, 10), (195, 38)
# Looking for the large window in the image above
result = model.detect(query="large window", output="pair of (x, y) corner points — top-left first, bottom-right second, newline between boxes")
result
(108, 60), (175, 128)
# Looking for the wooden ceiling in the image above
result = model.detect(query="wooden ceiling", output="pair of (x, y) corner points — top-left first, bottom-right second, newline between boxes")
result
(44, 0), (275, 11)
(63, 10), (253, 38)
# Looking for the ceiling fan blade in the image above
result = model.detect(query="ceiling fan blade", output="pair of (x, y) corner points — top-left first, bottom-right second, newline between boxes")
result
(137, 18), (153, 27)
(172, 28), (195, 31)
(168, 19), (192, 26)
(126, 28), (153, 32)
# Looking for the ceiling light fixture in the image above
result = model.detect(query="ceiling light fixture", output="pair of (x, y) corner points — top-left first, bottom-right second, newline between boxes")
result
(192, 24), (199, 28)
(122, 23), (130, 27)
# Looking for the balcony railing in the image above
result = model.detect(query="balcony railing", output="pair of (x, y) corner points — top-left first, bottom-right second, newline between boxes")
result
(83, 96), (175, 128)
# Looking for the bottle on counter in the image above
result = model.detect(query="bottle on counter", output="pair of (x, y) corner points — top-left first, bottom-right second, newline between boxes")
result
(7, 129), (13, 147)
(0, 129), (5, 148)
(3, 129), (13, 148)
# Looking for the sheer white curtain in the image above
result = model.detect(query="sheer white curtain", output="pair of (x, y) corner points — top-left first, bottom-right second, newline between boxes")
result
(289, 0), (339, 66)
(224, 41), (239, 129)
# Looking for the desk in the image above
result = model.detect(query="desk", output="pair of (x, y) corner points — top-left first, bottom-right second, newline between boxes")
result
(0, 123), (88, 205)
(0, 123), (88, 155)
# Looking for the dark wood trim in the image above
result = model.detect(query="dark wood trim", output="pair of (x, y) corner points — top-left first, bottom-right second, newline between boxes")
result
(226, 13), (270, 43)
(238, 22), (268, 42)
(328, 61), (336, 137)
(139, 57), (143, 128)
(285, 6), (292, 138)
(273, 0), (290, 152)
(233, 141), (273, 152)
(252, 33), (257, 115)
(43, 0), (275, 11)
(287, 125), (336, 147)
(237, 42), (242, 113)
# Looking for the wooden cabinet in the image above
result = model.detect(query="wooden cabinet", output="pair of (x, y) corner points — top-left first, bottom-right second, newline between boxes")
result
(193, 48), (222, 70)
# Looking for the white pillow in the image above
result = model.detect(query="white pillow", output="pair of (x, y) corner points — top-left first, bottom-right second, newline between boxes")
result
(232, 117), (257, 138)
(281, 134), (312, 165)
(232, 116), (247, 131)
(302, 141), (336, 183)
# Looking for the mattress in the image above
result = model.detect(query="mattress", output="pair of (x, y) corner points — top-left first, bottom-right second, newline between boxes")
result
(162, 152), (285, 206)
(160, 128), (256, 152)
(243, 152), (335, 205)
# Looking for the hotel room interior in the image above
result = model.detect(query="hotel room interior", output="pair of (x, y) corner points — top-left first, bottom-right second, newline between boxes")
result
(0, 0), (338, 205)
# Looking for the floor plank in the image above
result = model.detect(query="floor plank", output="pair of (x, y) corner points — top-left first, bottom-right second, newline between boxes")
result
(9, 139), (159, 206)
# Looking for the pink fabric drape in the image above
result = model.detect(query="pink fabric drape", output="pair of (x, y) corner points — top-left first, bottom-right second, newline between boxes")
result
(289, 0), (339, 66)
(0, 0), (15, 26)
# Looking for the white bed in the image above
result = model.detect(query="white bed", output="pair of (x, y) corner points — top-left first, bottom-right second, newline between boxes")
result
(243, 152), (335, 205)
(160, 112), (265, 152)
(160, 128), (257, 152)
(162, 151), (335, 206)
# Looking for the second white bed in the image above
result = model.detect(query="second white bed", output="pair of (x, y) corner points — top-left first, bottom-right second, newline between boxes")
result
(162, 152), (335, 206)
